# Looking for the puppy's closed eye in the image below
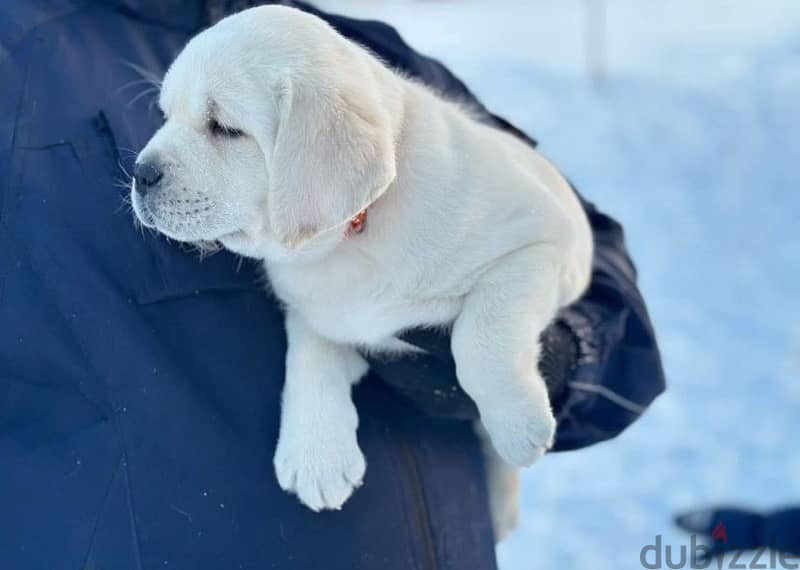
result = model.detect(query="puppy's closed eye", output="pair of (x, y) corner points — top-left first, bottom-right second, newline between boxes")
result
(209, 118), (245, 139)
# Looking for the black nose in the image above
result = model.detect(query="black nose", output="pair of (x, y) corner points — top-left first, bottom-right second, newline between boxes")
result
(133, 161), (163, 196)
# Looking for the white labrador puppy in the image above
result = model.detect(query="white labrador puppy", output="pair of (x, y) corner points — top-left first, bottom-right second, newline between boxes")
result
(131, 5), (592, 539)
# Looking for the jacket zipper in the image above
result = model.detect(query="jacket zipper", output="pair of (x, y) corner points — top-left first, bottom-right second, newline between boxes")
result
(399, 441), (438, 570)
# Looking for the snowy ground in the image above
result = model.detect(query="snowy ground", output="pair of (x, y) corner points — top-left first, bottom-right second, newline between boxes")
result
(316, 1), (800, 568)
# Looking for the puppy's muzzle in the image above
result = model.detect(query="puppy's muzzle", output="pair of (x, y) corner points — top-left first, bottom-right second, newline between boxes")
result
(133, 161), (163, 197)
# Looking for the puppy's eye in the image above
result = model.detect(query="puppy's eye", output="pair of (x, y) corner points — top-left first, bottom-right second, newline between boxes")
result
(209, 118), (244, 138)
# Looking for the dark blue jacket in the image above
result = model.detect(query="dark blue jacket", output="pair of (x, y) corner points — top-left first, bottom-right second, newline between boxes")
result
(0, 1), (666, 569)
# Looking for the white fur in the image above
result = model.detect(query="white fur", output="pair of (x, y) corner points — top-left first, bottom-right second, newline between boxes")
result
(131, 5), (593, 537)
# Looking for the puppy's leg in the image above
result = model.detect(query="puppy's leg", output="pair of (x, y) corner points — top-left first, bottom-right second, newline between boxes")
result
(476, 422), (521, 542)
(452, 245), (561, 467)
(274, 310), (369, 511)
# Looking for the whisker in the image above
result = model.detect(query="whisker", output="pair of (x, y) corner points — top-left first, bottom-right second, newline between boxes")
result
(117, 159), (134, 181)
(120, 60), (163, 88)
(115, 77), (158, 94)
(127, 86), (160, 109)
(117, 198), (133, 215)
(130, 208), (144, 234)
(114, 178), (133, 193)
(187, 240), (224, 261)
(116, 147), (140, 158)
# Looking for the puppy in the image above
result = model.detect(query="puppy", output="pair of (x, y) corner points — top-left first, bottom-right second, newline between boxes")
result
(131, 5), (592, 539)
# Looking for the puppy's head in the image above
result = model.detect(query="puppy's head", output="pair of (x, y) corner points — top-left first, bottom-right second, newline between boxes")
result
(131, 6), (396, 260)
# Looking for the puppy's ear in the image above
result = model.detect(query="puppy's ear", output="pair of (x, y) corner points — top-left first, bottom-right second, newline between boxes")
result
(268, 69), (396, 247)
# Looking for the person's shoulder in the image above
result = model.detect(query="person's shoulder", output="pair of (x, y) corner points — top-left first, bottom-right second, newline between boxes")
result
(0, 0), (87, 59)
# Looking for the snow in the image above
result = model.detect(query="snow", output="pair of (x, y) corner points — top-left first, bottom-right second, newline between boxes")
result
(317, 1), (800, 568)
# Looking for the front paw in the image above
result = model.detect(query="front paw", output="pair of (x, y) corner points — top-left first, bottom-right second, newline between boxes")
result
(274, 431), (366, 511)
(482, 402), (556, 467)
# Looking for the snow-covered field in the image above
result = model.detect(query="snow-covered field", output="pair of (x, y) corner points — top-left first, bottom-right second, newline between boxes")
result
(316, 1), (800, 567)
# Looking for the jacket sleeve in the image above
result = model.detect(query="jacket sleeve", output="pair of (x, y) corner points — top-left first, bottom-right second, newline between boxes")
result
(287, 0), (667, 452)
(547, 192), (666, 451)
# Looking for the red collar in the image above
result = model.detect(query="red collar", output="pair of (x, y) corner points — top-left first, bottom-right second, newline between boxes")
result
(346, 208), (368, 237)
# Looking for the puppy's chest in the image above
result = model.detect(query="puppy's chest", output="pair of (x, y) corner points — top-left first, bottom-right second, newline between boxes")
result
(266, 261), (462, 346)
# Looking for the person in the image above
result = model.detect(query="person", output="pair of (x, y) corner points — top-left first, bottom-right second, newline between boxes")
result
(0, 1), (666, 568)
(675, 506), (800, 563)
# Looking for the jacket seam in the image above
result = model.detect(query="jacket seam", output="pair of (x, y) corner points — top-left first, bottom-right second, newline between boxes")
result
(380, 422), (432, 570)
(399, 441), (438, 570)
(79, 452), (126, 568)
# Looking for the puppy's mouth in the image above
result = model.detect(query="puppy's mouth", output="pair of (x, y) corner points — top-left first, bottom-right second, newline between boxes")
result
(131, 189), (217, 242)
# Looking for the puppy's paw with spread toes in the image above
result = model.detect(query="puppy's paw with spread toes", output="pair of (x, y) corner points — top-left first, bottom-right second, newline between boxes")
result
(483, 404), (556, 467)
(274, 433), (366, 511)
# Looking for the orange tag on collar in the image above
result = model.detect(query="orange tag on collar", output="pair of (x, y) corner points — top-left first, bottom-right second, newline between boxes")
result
(347, 209), (368, 237)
